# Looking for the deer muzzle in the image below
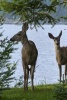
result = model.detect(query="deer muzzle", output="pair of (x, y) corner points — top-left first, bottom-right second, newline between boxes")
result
(10, 38), (14, 41)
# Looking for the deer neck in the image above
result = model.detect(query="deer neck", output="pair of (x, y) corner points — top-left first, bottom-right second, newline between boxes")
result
(54, 44), (60, 55)
(21, 34), (29, 46)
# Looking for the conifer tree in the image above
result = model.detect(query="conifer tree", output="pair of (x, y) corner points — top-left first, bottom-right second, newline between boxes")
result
(0, 0), (67, 28)
(0, 15), (17, 89)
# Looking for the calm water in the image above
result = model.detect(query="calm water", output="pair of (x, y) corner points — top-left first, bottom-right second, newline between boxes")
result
(1, 24), (67, 86)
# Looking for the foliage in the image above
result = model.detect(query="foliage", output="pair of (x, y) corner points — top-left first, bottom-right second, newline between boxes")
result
(0, 13), (18, 100)
(0, 15), (18, 89)
(0, 0), (67, 28)
(14, 75), (24, 88)
(0, 15), (4, 25)
(0, 34), (17, 88)
(54, 77), (67, 100)
(2, 85), (54, 100)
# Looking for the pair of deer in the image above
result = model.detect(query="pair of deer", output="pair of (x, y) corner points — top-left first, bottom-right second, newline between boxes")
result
(10, 23), (67, 91)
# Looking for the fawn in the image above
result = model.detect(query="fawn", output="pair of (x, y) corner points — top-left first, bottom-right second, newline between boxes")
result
(48, 31), (67, 82)
(10, 23), (38, 91)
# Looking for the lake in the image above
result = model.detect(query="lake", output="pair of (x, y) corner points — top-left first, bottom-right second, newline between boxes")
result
(1, 24), (67, 86)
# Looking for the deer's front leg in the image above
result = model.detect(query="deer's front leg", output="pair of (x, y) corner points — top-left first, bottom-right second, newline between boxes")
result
(26, 67), (29, 90)
(30, 65), (35, 90)
(58, 64), (62, 82)
(23, 66), (26, 91)
(23, 63), (28, 91)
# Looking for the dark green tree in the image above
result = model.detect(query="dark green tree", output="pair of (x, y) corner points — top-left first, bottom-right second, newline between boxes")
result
(54, 75), (67, 100)
(0, 34), (17, 88)
(0, 33), (17, 88)
(0, 16), (17, 89)
(0, 0), (67, 28)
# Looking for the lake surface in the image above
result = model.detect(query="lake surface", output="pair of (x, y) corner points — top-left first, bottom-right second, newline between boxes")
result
(1, 24), (67, 86)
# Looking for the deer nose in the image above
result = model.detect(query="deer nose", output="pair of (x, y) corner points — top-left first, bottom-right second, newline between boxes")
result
(10, 38), (14, 41)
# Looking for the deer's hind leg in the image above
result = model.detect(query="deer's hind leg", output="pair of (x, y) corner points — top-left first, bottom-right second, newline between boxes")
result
(65, 64), (67, 80)
(58, 64), (62, 82)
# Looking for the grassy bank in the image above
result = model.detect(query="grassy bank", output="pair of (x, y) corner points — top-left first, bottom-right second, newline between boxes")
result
(2, 85), (55, 100)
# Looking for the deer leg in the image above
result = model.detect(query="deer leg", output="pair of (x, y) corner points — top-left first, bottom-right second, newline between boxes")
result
(58, 64), (62, 82)
(23, 64), (28, 91)
(25, 67), (29, 90)
(23, 63), (28, 91)
(65, 64), (67, 80)
(30, 65), (35, 90)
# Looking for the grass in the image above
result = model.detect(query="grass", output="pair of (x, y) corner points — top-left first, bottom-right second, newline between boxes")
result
(2, 84), (55, 100)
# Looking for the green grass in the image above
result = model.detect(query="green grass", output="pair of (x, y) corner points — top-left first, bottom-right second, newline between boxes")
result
(2, 85), (55, 100)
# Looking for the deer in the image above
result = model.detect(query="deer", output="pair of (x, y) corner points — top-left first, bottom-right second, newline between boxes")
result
(48, 31), (67, 82)
(10, 23), (38, 91)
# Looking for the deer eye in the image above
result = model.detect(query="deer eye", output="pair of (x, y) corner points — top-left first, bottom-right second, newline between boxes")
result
(18, 33), (20, 36)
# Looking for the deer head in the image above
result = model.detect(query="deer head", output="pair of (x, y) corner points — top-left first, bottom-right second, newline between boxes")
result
(10, 22), (29, 43)
(48, 31), (62, 47)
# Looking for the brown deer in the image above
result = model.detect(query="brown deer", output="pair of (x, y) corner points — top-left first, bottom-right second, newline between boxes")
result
(48, 31), (67, 82)
(10, 23), (38, 91)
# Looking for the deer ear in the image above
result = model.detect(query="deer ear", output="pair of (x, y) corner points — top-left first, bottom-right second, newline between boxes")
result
(22, 22), (28, 32)
(59, 30), (62, 38)
(48, 33), (54, 39)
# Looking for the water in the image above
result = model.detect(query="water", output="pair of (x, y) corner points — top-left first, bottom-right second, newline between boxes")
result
(1, 24), (67, 85)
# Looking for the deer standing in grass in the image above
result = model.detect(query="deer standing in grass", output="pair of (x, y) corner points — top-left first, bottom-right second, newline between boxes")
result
(48, 31), (67, 82)
(10, 23), (38, 91)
